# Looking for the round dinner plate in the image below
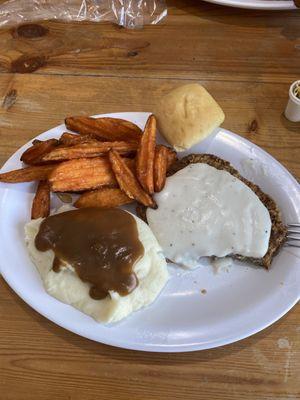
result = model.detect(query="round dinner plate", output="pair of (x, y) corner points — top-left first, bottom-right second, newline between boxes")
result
(0, 112), (299, 352)
(203, 0), (297, 10)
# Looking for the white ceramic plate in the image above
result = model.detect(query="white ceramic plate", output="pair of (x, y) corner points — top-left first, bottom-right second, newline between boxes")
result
(203, 0), (296, 10)
(0, 112), (299, 352)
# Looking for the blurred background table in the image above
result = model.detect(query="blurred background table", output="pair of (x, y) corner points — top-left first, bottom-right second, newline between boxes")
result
(0, 1), (299, 399)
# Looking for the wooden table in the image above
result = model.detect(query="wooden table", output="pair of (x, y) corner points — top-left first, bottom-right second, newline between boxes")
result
(0, 1), (299, 399)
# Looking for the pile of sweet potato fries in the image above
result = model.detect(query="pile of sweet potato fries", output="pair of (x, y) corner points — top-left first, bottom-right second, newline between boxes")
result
(0, 115), (177, 219)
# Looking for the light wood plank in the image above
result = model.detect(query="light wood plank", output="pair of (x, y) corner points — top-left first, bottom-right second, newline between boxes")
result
(0, 74), (299, 177)
(0, 278), (299, 400)
(0, 1), (299, 82)
(0, 3), (299, 399)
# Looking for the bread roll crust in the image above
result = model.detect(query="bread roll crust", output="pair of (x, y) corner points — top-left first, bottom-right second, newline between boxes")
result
(155, 84), (225, 151)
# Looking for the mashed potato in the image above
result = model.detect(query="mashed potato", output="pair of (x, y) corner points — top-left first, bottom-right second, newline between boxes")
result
(25, 207), (168, 324)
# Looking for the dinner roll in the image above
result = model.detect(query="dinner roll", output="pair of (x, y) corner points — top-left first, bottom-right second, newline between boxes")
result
(155, 84), (225, 151)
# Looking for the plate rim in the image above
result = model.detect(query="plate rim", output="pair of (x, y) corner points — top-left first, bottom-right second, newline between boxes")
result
(0, 111), (299, 352)
(203, 0), (297, 10)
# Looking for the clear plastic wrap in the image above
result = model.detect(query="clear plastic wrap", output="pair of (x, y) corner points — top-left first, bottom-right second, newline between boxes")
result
(0, 0), (167, 29)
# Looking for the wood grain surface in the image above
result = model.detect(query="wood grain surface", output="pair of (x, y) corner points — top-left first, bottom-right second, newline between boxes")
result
(0, 1), (299, 399)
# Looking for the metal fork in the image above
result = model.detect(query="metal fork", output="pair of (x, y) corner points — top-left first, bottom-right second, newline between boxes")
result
(286, 224), (300, 248)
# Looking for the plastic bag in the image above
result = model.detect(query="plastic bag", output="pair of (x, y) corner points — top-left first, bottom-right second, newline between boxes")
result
(0, 0), (167, 29)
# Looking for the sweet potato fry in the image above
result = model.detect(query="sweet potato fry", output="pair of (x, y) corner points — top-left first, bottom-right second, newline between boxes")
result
(0, 164), (56, 183)
(154, 145), (168, 192)
(109, 150), (156, 208)
(59, 132), (97, 146)
(65, 116), (142, 142)
(136, 114), (156, 194)
(43, 141), (138, 162)
(49, 157), (117, 192)
(124, 158), (135, 173)
(75, 188), (133, 209)
(31, 181), (50, 219)
(21, 139), (59, 165)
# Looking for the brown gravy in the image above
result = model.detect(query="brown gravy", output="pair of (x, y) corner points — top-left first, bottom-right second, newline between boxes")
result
(35, 208), (144, 300)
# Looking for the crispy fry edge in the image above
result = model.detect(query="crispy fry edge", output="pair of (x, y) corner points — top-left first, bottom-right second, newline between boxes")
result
(31, 180), (50, 219)
(109, 150), (156, 208)
(136, 114), (156, 194)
